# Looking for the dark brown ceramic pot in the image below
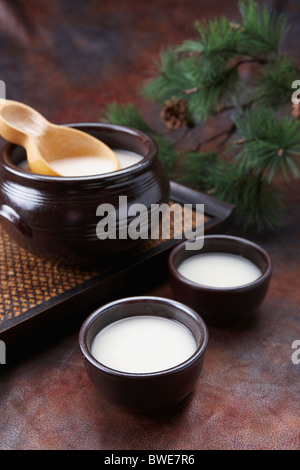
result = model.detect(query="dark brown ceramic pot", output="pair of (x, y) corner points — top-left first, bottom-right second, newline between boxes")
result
(0, 123), (170, 260)
(79, 296), (208, 413)
(168, 235), (272, 326)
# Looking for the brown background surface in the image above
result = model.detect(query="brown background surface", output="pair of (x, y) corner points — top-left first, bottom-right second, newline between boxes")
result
(0, 0), (299, 450)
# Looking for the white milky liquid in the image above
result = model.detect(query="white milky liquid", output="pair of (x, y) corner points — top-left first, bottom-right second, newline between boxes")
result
(50, 155), (117, 175)
(115, 149), (143, 169)
(91, 315), (197, 374)
(17, 149), (143, 176)
(178, 252), (262, 288)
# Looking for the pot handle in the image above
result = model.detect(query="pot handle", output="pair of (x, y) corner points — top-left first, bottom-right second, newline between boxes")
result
(0, 204), (32, 237)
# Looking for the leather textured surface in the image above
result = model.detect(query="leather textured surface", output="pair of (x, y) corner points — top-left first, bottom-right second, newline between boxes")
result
(0, 0), (299, 450)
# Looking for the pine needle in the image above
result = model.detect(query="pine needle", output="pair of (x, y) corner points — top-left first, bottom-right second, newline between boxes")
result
(232, 108), (300, 181)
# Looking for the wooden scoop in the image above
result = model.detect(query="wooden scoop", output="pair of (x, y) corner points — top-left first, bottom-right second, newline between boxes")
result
(0, 99), (120, 176)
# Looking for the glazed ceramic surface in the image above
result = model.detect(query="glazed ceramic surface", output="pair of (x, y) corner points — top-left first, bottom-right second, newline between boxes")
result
(0, 123), (170, 260)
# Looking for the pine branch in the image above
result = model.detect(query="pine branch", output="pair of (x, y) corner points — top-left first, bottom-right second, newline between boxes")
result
(177, 154), (285, 231)
(254, 55), (299, 108)
(192, 16), (242, 59)
(143, 49), (193, 104)
(232, 108), (300, 181)
(102, 0), (298, 232)
(238, 0), (288, 54)
(211, 163), (286, 231)
(175, 151), (220, 190)
(143, 46), (243, 121)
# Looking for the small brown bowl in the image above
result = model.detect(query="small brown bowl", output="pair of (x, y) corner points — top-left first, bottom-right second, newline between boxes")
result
(79, 296), (208, 413)
(0, 123), (169, 261)
(168, 235), (272, 326)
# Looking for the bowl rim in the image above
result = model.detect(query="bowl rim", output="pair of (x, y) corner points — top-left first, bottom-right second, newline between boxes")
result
(78, 295), (209, 378)
(1, 122), (158, 183)
(168, 234), (272, 292)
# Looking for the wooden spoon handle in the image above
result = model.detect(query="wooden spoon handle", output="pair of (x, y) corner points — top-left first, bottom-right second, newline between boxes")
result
(0, 99), (48, 147)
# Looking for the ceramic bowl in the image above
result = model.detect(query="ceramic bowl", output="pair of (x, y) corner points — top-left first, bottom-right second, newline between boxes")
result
(168, 235), (272, 326)
(79, 296), (208, 413)
(0, 123), (170, 260)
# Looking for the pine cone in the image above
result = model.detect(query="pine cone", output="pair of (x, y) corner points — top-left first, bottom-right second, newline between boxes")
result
(160, 97), (189, 130)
